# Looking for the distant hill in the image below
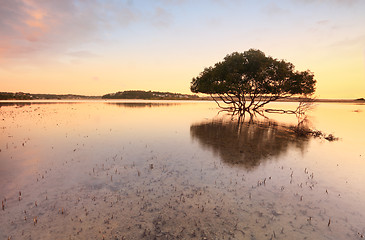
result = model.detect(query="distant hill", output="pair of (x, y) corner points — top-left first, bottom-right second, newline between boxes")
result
(0, 92), (99, 100)
(102, 90), (199, 100)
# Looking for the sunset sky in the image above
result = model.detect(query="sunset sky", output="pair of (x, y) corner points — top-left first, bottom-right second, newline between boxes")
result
(1, 0), (364, 99)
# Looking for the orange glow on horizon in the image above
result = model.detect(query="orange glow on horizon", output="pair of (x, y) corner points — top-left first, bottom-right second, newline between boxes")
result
(0, 0), (364, 99)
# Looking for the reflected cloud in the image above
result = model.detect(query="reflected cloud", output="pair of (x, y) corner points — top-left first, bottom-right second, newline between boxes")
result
(190, 119), (309, 170)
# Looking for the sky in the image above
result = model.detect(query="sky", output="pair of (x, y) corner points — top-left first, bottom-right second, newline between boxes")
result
(0, 0), (365, 99)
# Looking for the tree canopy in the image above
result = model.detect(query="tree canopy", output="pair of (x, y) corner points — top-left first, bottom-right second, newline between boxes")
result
(191, 49), (316, 113)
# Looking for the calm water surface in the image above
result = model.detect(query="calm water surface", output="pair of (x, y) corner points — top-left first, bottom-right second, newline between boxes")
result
(0, 100), (364, 239)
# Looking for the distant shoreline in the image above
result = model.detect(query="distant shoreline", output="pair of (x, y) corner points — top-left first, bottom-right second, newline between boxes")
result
(1, 91), (364, 103)
(1, 98), (364, 104)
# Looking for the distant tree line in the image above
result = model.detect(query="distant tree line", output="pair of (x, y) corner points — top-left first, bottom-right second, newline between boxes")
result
(102, 90), (199, 100)
(0, 92), (33, 100)
(0, 92), (98, 100)
(0, 91), (199, 100)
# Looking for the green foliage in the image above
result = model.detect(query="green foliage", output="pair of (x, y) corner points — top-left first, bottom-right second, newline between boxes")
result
(0, 92), (32, 100)
(102, 90), (199, 100)
(191, 49), (316, 112)
(0, 92), (97, 100)
(103, 91), (155, 99)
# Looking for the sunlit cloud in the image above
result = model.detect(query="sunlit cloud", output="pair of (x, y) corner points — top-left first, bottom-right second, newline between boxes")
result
(0, 0), (364, 98)
(332, 34), (365, 48)
(67, 50), (99, 58)
(0, 0), (138, 61)
(316, 19), (329, 25)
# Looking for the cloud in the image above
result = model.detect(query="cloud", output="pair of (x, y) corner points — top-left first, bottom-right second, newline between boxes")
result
(294, 0), (360, 5)
(316, 20), (329, 25)
(67, 50), (98, 58)
(116, 6), (139, 27)
(263, 2), (288, 15)
(0, 0), (139, 60)
(156, 0), (188, 4)
(150, 7), (173, 28)
(331, 34), (365, 48)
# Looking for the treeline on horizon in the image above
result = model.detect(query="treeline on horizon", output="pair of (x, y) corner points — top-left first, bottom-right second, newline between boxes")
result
(0, 91), (200, 100)
(102, 90), (199, 100)
(1, 91), (364, 102)
(0, 92), (98, 100)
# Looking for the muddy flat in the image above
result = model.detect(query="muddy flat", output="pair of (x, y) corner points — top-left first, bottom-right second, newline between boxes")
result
(0, 100), (364, 239)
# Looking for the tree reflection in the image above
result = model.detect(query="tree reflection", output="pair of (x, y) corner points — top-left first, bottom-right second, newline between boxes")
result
(190, 119), (309, 170)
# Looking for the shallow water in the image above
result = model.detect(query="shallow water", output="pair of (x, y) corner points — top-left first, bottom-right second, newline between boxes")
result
(0, 100), (364, 239)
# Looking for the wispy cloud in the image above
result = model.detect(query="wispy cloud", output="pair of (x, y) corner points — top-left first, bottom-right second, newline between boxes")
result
(157, 0), (188, 4)
(150, 7), (173, 28)
(0, 0), (138, 60)
(67, 50), (99, 58)
(316, 20), (329, 25)
(331, 34), (365, 48)
(263, 2), (288, 16)
(295, 0), (360, 6)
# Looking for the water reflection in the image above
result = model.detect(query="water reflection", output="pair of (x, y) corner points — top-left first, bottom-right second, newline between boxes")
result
(1, 101), (365, 239)
(0, 101), (181, 109)
(106, 102), (180, 108)
(0, 102), (37, 107)
(190, 119), (309, 169)
(0, 101), (83, 107)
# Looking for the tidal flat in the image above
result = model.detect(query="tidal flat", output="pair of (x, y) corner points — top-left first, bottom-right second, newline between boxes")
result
(0, 100), (364, 239)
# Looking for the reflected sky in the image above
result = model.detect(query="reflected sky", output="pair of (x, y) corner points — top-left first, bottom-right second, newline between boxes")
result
(0, 100), (365, 239)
